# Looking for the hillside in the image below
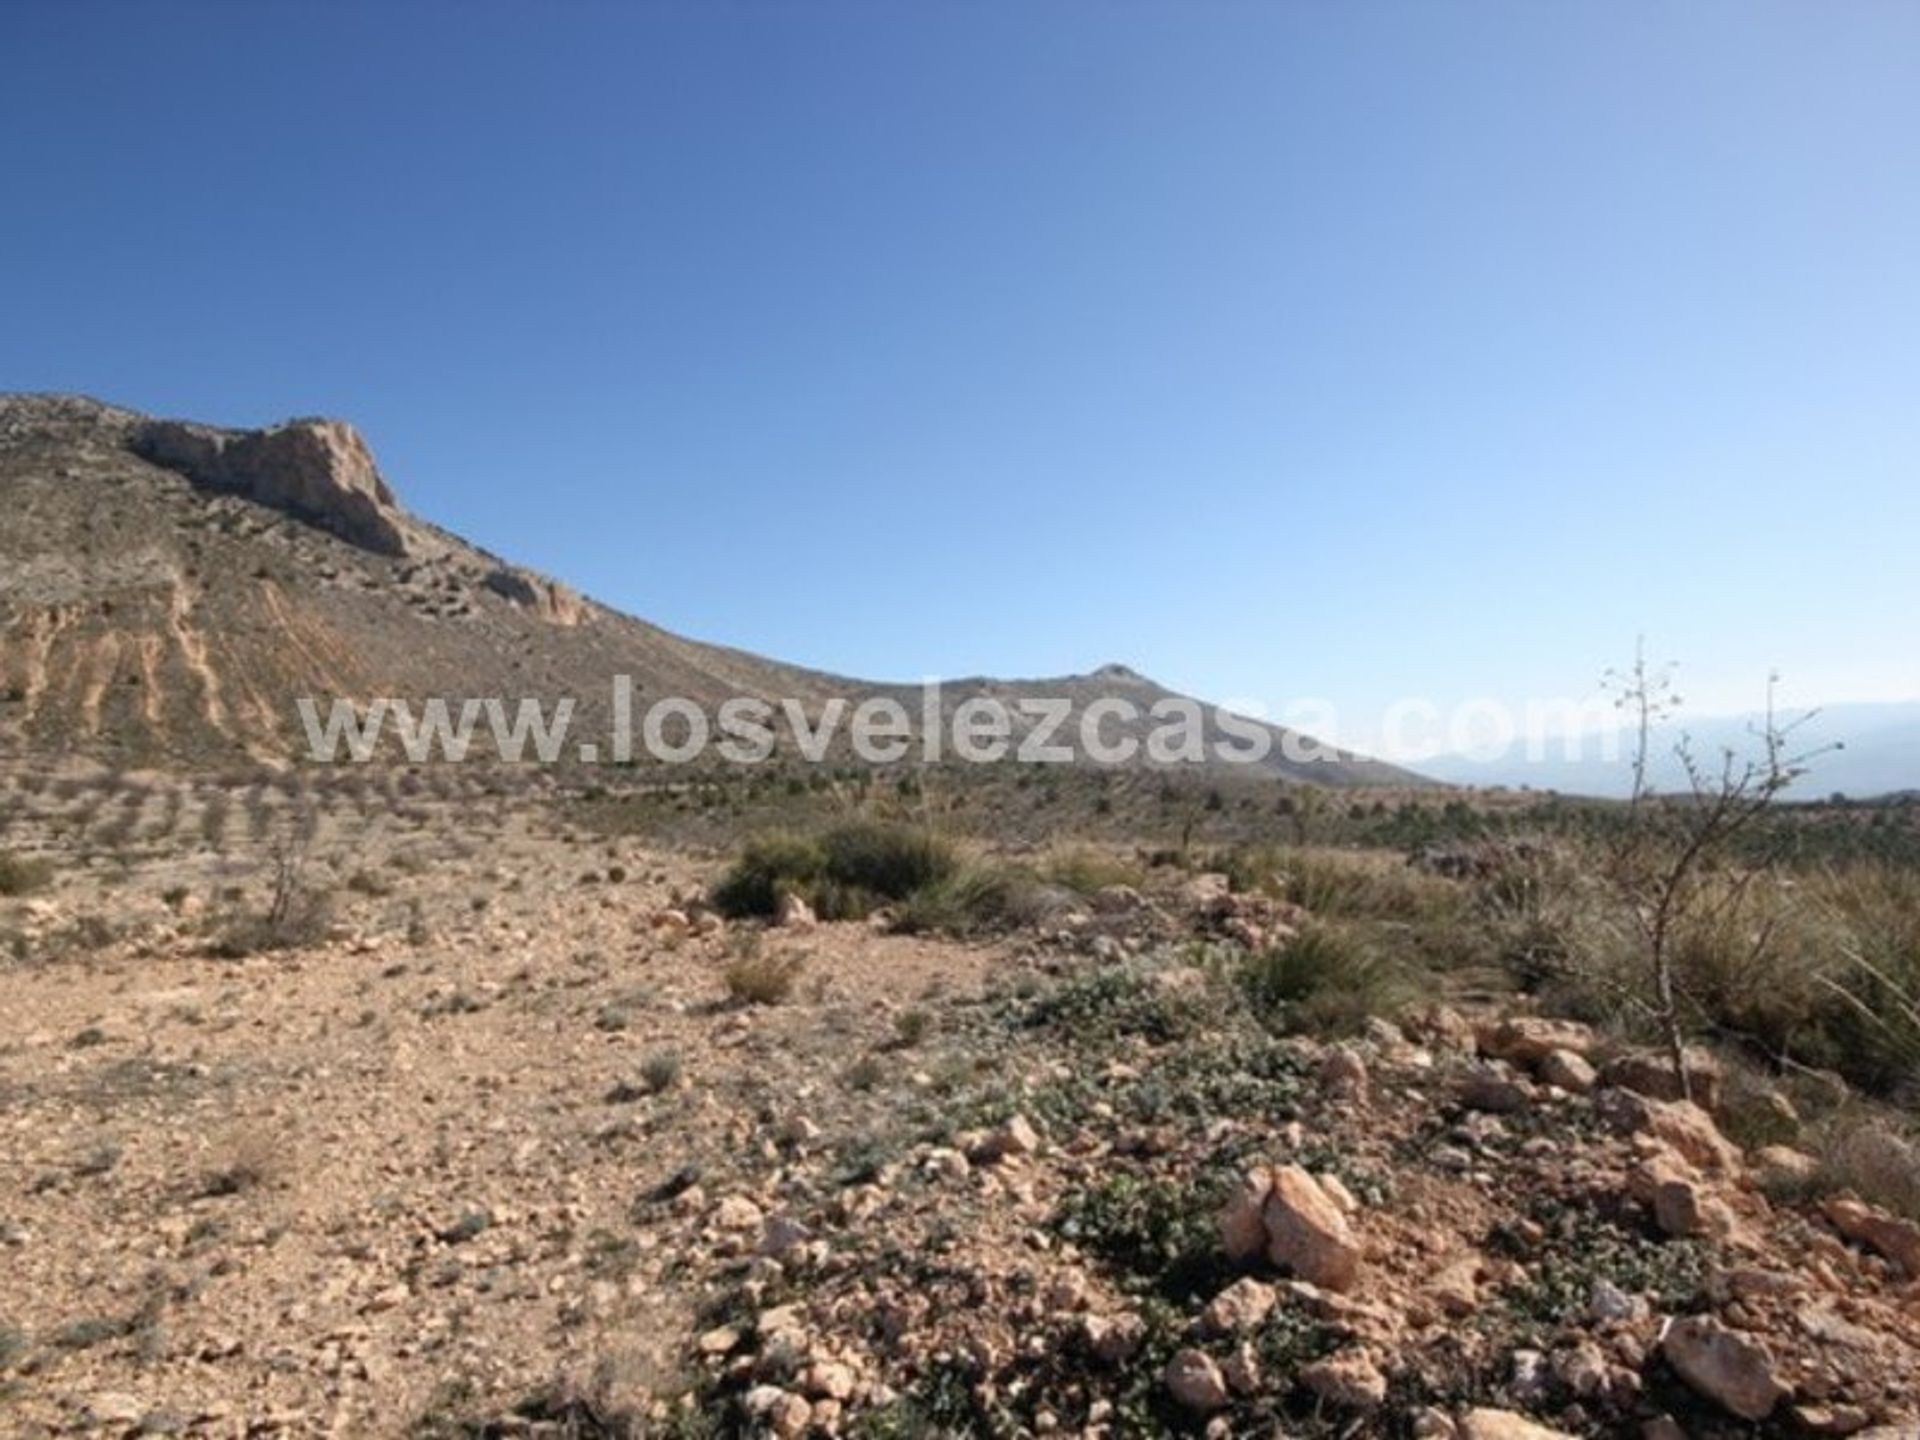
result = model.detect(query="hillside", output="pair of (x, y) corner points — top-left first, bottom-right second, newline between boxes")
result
(0, 395), (1410, 786)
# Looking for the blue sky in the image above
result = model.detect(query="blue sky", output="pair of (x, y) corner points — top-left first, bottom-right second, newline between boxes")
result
(6, 2), (1917, 755)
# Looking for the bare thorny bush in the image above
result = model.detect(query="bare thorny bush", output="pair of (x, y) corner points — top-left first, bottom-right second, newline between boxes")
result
(210, 808), (334, 958)
(1598, 643), (1841, 1101)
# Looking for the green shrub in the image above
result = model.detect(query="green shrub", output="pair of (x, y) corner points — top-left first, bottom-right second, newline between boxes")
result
(0, 851), (53, 898)
(820, 821), (956, 900)
(710, 833), (826, 918)
(711, 823), (956, 919)
(1055, 1172), (1233, 1302)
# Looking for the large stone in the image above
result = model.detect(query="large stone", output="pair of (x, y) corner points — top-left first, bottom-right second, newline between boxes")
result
(977, 1113), (1041, 1162)
(1751, 1145), (1817, 1189)
(1459, 1062), (1537, 1113)
(1630, 1153), (1736, 1239)
(1599, 1048), (1725, 1111)
(1201, 1277), (1276, 1336)
(1164, 1347), (1229, 1412)
(1478, 1016), (1596, 1064)
(1822, 1195), (1920, 1277)
(1219, 1167), (1272, 1264)
(1083, 1311), (1146, 1365)
(1263, 1164), (1362, 1291)
(774, 891), (818, 931)
(1597, 1091), (1741, 1173)
(1538, 1049), (1598, 1094)
(1458, 1409), (1578, 1440)
(136, 416), (410, 556)
(1661, 1315), (1787, 1421)
(1300, 1348), (1388, 1409)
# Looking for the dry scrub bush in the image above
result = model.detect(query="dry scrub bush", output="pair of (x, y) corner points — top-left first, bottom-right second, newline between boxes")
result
(0, 850), (53, 897)
(724, 947), (805, 1006)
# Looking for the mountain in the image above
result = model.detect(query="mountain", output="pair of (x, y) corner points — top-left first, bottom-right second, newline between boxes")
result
(0, 394), (1414, 784)
(1420, 701), (1920, 800)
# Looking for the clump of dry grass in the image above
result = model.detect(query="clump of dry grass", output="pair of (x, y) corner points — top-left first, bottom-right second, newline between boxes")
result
(724, 947), (805, 1006)
(1238, 923), (1415, 1036)
(1215, 843), (1463, 922)
(640, 1050), (683, 1094)
(1043, 846), (1145, 896)
(1811, 1112), (1920, 1221)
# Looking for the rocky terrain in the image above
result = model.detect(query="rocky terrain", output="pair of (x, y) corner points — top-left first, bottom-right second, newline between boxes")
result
(4, 396), (1917, 1440)
(3, 767), (1918, 1438)
(0, 395), (1408, 785)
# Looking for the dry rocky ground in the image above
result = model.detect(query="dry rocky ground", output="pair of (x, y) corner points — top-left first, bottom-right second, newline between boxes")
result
(2, 770), (1919, 1439)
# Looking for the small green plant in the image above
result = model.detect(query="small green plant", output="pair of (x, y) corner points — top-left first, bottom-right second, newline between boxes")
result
(1024, 965), (1211, 1046)
(1056, 1171), (1233, 1304)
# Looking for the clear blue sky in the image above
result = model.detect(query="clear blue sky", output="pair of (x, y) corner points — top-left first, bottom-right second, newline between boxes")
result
(6, 2), (1917, 754)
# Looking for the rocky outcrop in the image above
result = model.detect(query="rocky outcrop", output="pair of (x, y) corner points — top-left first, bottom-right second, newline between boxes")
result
(134, 416), (411, 557)
(482, 565), (588, 626)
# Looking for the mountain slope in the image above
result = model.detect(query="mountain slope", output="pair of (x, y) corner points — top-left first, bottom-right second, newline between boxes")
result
(1419, 702), (1920, 800)
(0, 394), (1415, 784)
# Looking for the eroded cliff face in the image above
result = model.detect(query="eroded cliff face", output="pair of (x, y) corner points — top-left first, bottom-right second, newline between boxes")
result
(134, 416), (411, 557)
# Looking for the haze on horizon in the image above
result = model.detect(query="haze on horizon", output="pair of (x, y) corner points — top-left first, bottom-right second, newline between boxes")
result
(4, 2), (1917, 755)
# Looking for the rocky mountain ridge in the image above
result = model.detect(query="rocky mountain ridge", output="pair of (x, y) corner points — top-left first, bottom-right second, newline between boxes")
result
(0, 394), (1414, 784)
